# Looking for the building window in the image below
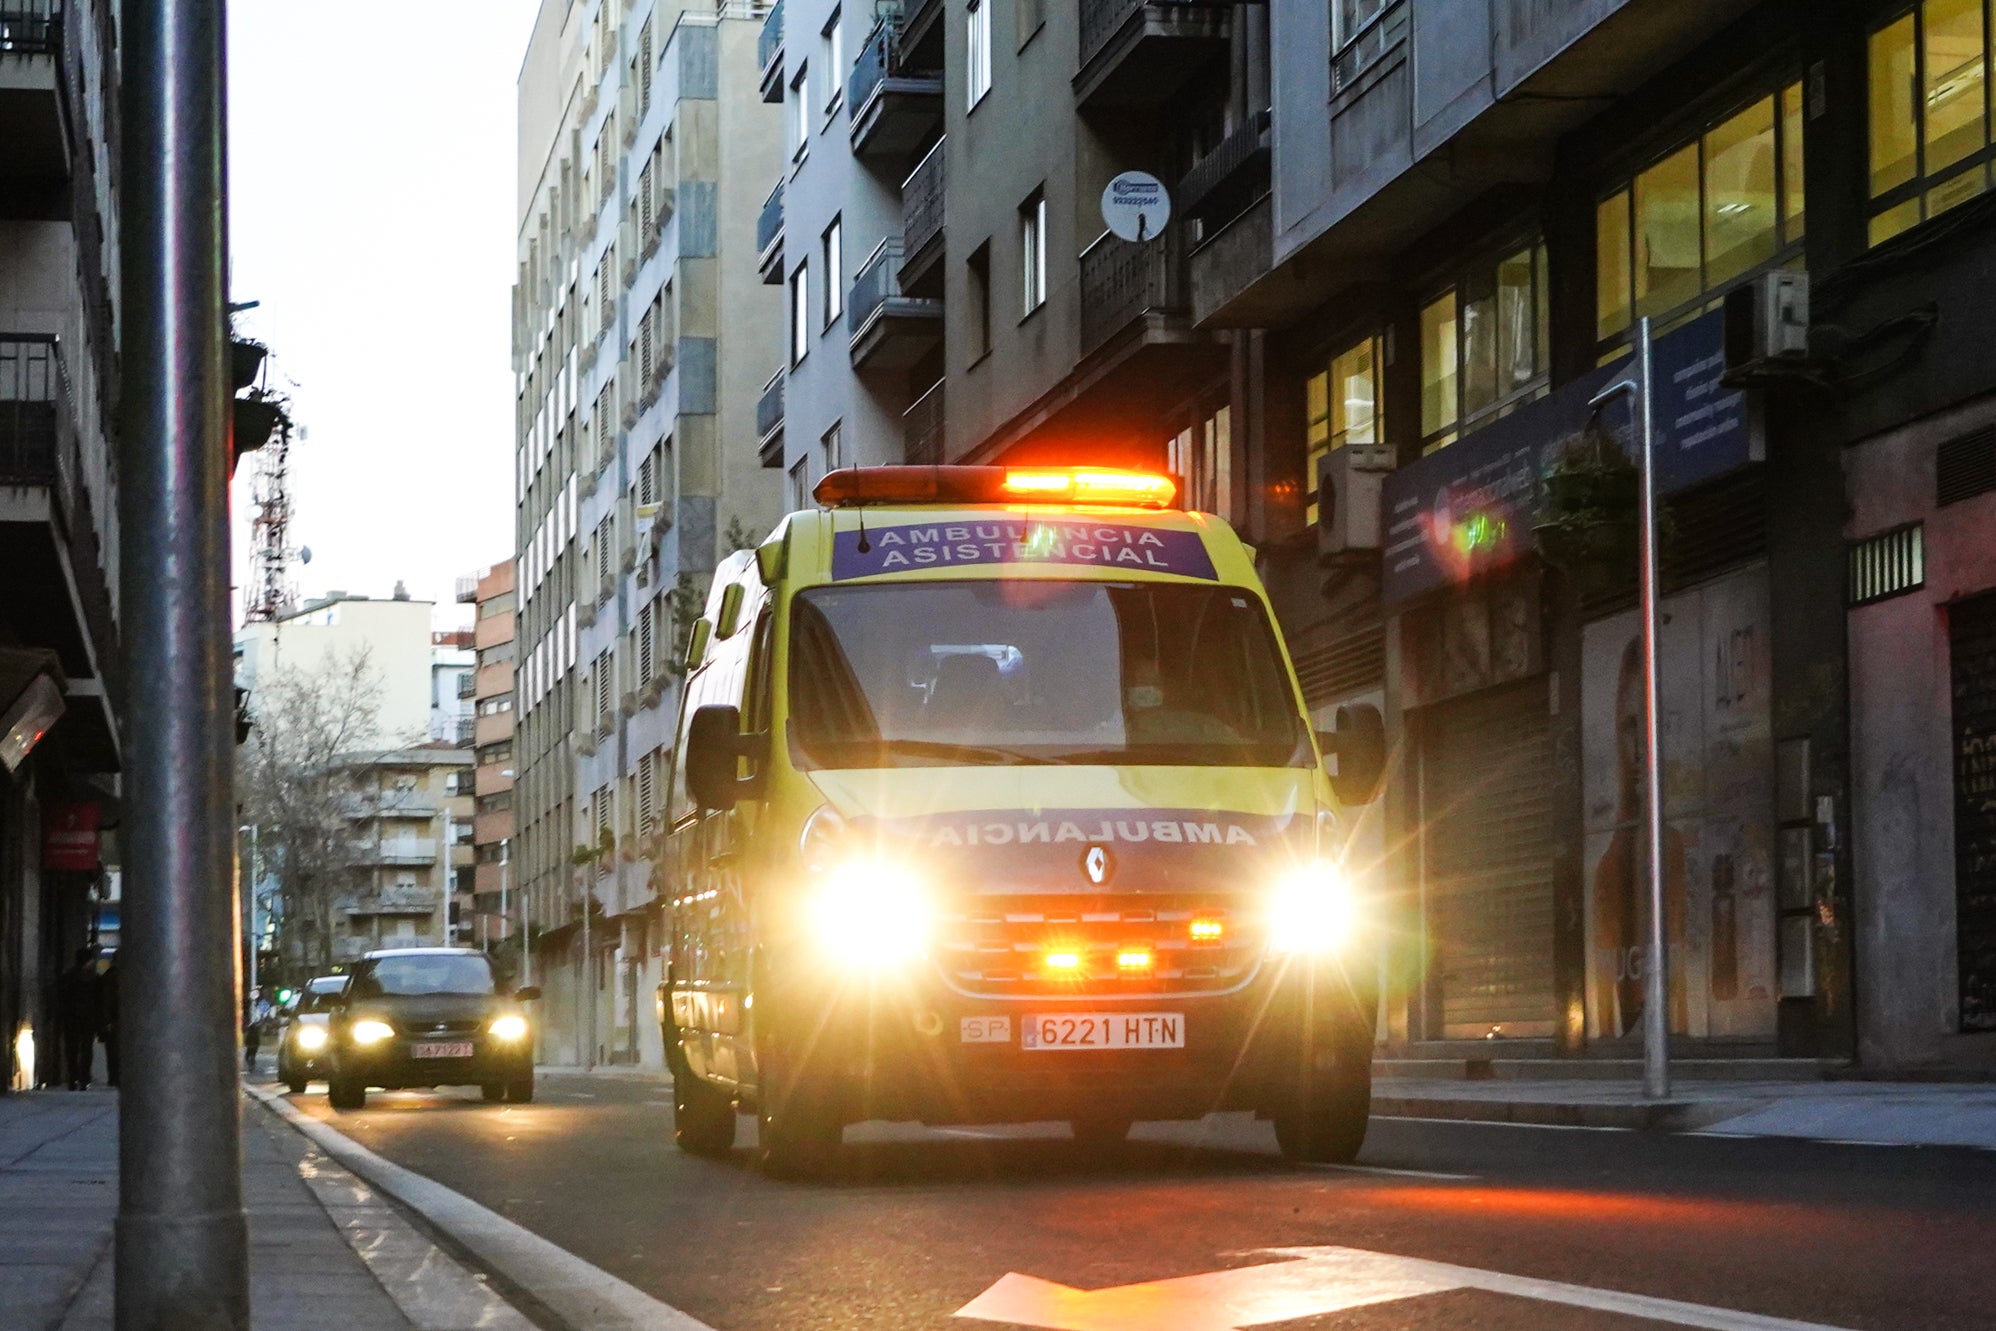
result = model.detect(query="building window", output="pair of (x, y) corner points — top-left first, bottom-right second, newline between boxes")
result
(1304, 333), (1385, 526)
(1597, 85), (1805, 341)
(968, 0), (992, 108)
(1420, 240), (1550, 452)
(1168, 404), (1232, 519)
(1849, 523), (1927, 605)
(1020, 189), (1047, 316)
(1870, 2), (1992, 245)
(822, 217), (843, 328)
(821, 420), (844, 475)
(967, 242), (992, 362)
(787, 454), (812, 511)
(822, 9), (844, 115)
(1331, 0), (1408, 93)
(790, 63), (810, 162)
(790, 261), (809, 364)
(1017, 0), (1045, 47)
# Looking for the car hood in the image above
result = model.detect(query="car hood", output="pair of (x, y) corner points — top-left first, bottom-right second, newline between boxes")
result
(346, 993), (509, 1028)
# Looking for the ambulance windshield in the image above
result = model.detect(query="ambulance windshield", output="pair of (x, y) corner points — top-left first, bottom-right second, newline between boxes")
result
(788, 581), (1310, 769)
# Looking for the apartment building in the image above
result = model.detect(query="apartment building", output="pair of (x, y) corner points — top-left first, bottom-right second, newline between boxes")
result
(234, 590), (440, 747)
(459, 562), (518, 948)
(513, 0), (783, 1068)
(0, 0), (124, 1090)
(331, 747), (474, 963)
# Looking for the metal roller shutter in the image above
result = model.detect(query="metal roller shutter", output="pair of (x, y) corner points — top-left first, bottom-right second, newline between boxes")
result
(1952, 591), (1996, 1032)
(1422, 679), (1556, 1038)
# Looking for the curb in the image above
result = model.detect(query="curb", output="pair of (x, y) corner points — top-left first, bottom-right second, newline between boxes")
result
(248, 1086), (718, 1331)
(1372, 1094), (1752, 1132)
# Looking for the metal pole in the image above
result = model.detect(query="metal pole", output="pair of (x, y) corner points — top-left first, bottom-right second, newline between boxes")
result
(244, 826), (257, 1000)
(1634, 315), (1671, 1101)
(117, 0), (248, 1324)
(497, 838), (509, 956)
(582, 877), (593, 1070)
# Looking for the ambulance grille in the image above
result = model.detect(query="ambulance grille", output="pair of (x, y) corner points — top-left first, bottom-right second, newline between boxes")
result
(932, 896), (1261, 998)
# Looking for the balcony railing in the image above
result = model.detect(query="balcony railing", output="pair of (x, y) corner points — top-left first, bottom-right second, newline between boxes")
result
(757, 370), (784, 446)
(902, 138), (945, 261)
(903, 380), (944, 466)
(757, 179), (784, 258)
(758, 0), (785, 101)
(848, 16), (898, 122)
(456, 673), (476, 699)
(344, 886), (441, 916)
(0, 335), (70, 489)
(1178, 107), (1271, 223)
(1079, 228), (1186, 354)
(0, 0), (62, 55)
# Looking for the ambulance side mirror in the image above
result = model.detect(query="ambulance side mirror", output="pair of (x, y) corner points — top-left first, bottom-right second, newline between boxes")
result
(686, 704), (750, 811)
(1319, 703), (1385, 806)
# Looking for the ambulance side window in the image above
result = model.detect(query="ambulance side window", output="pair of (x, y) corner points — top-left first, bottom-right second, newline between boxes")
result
(742, 606), (775, 774)
(667, 661), (712, 828)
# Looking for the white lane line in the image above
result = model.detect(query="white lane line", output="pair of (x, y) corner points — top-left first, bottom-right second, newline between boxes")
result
(1376, 1114), (1634, 1133)
(252, 1086), (718, 1331)
(1300, 1162), (1478, 1181)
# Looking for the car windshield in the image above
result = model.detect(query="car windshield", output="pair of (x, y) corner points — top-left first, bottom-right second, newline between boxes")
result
(354, 955), (495, 998)
(788, 580), (1309, 769)
(296, 978), (347, 1014)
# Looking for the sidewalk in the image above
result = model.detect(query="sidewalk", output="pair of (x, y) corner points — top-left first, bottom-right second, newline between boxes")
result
(1372, 1074), (1996, 1146)
(0, 1082), (534, 1330)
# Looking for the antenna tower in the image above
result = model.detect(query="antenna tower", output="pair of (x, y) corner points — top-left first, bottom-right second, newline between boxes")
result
(244, 416), (297, 622)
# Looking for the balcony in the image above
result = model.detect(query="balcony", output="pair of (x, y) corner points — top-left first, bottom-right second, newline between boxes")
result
(344, 886), (441, 917)
(454, 574), (478, 603)
(900, 0), (943, 69)
(1079, 227), (1204, 357)
(456, 672), (476, 699)
(898, 138), (945, 294)
(1074, 0), (1230, 114)
(0, 1), (71, 186)
(1178, 108), (1270, 231)
(758, 0), (785, 104)
(848, 238), (942, 372)
(757, 369), (785, 468)
(903, 380), (944, 466)
(757, 179), (784, 285)
(0, 335), (118, 771)
(350, 839), (439, 867)
(848, 17), (941, 176)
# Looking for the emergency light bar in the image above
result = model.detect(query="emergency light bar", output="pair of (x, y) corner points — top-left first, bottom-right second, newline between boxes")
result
(813, 465), (1178, 510)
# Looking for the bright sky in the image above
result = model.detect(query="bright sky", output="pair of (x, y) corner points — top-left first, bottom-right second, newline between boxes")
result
(225, 0), (542, 630)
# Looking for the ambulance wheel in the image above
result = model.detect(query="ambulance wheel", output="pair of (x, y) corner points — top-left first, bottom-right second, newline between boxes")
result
(755, 1094), (842, 1179)
(1070, 1116), (1133, 1155)
(673, 1069), (736, 1156)
(1272, 1063), (1371, 1164)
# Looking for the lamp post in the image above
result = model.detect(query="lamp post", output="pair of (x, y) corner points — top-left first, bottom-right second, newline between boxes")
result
(1588, 315), (1670, 1101)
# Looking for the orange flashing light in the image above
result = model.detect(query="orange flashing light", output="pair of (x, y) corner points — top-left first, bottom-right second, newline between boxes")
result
(1189, 918), (1225, 944)
(1115, 949), (1154, 972)
(813, 465), (1178, 510)
(1042, 950), (1083, 972)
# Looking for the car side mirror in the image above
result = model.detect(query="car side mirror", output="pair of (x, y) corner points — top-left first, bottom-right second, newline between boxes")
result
(1318, 702), (1385, 806)
(686, 703), (756, 811)
(512, 985), (542, 1002)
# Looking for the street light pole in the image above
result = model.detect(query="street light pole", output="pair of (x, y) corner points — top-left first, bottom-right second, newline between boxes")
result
(1589, 314), (1671, 1101)
(117, 0), (249, 1325)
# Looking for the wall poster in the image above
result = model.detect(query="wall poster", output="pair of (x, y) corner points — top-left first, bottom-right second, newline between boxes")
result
(1581, 566), (1777, 1040)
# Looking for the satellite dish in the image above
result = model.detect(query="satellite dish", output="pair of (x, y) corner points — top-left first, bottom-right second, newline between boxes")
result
(299, 546), (313, 565)
(1101, 171), (1170, 243)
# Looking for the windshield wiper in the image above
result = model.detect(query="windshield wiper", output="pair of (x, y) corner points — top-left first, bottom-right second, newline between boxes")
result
(871, 738), (1051, 766)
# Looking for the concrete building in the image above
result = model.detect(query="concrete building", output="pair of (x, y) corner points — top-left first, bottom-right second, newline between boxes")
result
(459, 562), (518, 948)
(513, 0), (783, 1068)
(0, 0), (124, 1090)
(330, 747), (474, 963)
(234, 590), (438, 747)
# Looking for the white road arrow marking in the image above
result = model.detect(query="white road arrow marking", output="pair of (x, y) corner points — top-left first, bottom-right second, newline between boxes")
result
(952, 1245), (1855, 1331)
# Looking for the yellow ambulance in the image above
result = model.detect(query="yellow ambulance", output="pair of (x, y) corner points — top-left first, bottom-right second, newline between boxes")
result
(660, 465), (1384, 1176)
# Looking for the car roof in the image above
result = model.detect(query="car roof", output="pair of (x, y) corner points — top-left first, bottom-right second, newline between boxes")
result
(360, 947), (484, 959)
(306, 975), (348, 991)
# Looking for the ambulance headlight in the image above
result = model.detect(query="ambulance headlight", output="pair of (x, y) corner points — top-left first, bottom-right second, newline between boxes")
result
(808, 859), (929, 969)
(1267, 861), (1355, 954)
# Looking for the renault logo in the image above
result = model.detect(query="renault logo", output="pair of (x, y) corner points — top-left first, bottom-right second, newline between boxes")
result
(1083, 845), (1113, 885)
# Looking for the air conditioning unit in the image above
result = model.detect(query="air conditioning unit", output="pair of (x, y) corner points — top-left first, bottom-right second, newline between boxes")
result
(1317, 443), (1396, 559)
(1724, 269), (1810, 372)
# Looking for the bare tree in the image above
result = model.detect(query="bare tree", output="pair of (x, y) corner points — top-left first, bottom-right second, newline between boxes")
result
(238, 646), (385, 976)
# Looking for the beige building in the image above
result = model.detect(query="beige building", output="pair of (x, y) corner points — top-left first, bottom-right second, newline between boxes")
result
(334, 746), (475, 963)
(235, 590), (438, 747)
(459, 562), (518, 946)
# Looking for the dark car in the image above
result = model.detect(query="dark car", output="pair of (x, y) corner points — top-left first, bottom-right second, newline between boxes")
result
(325, 948), (539, 1110)
(275, 974), (348, 1093)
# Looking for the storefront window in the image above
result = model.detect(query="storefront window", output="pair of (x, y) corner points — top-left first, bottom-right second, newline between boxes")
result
(1869, 1), (1994, 245)
(1304, 334), (1383, 525)
(1421, 242), (1548, 453)
(1597, 86), (1805, 345)
(1168, 403), (1232, 519)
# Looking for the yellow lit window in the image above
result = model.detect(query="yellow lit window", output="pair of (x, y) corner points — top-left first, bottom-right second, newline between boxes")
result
(1782, 81), (1807, 240)
(1419, 293), (1457, 447)
(1304, 334), (1382, 526)
(1868, 2), (1995, 245)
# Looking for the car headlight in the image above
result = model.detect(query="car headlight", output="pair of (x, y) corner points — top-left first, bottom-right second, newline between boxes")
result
(489, 1014), (529, 1042)
(350, 1019), (395, 1045)
(1267, 860), (1355, 953)
(807, 859), (929, 968)
(294, 1024), (328, 1052)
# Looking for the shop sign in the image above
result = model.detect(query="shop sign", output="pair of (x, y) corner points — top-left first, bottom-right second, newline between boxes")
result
(44, 802), (101, 871)
(1382, 308), (1755, 606)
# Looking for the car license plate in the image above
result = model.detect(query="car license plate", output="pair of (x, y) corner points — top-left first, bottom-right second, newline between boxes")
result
(1021, 1013), (1183, 1051)
(411, 1041), (474, 1059)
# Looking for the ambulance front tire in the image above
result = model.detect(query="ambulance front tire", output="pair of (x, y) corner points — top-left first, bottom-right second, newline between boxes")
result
(755, 1093), (842, 1179)
(1271, 1060), (1371, 1164)
(673, 1066), (737, 1156)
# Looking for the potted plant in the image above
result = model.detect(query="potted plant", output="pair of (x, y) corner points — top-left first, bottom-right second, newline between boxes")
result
(1533, 423), (1647, 596)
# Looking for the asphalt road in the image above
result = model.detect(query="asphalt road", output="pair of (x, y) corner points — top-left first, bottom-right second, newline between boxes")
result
(274, 1070), (1996, 1331)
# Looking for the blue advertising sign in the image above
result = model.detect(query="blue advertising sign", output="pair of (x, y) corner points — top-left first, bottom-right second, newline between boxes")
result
(831, 519), (1219, 581)
(1381, 308), (1755, 606)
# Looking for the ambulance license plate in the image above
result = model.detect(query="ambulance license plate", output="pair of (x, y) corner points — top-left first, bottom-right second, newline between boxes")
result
(1021, 1013), (1183, 1051)
(411, 1041), (474, 1059)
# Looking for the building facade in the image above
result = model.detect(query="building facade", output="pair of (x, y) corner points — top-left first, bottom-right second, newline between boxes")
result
(234, 590), (439, 748)
(512, 0), (783, 1068)
(429, 627), (476, 747)
(331, 747), (474, 964)
(0, 0), (124, 1090)
(460, 562), (518, 948)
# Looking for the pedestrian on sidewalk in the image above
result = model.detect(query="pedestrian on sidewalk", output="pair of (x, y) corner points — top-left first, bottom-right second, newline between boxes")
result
(243, 994), (264, 1075)
(56, 948), (99, 1091)
(95, 951), (120, 1088)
